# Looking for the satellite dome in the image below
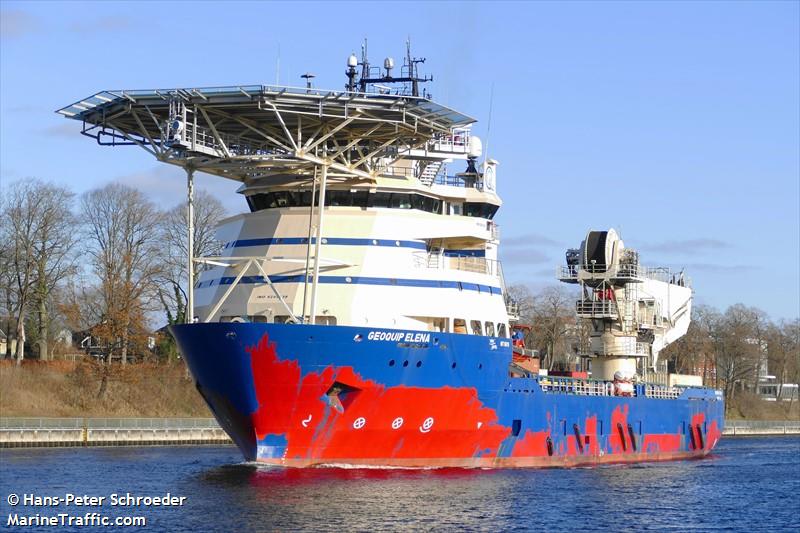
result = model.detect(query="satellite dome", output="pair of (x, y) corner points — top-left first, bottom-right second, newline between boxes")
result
(468, 136), (483, 158)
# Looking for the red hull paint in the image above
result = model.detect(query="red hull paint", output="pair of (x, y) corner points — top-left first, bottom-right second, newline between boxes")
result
(249, 335), (511, 461)
(255, 450), (716, 469)
(245, 333), (722, 468)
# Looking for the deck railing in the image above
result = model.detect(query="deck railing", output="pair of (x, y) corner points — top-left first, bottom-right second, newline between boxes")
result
(413, 252), (501, 277)
(533, 376), (687, 399)
(558, 264), (691, 287)
(0, 417), (221, 429)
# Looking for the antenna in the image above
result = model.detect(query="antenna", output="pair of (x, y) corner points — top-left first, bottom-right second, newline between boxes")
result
(301, 73), (315, 92)
(406, 38), (414, 79)
(483, 83), (495, 165)
(345, 52), (358, 92)
(354, 39), (431, 97)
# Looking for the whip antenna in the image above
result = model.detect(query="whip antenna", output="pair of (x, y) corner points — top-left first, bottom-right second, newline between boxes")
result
(483, 83), (495, 165)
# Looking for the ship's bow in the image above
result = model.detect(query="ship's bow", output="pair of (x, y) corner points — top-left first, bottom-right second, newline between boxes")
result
(170, 323), (264, 461)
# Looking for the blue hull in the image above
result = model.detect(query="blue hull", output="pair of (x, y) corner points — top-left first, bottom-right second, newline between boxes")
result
(170, 322), (724, 467)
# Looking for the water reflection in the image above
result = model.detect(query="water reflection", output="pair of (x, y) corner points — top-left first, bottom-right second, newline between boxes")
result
(1, 438), (798, 533)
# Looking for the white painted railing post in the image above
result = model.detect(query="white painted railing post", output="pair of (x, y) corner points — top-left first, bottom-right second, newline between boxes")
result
(309, 161), (329, 325)
(186, 167), (195, 324)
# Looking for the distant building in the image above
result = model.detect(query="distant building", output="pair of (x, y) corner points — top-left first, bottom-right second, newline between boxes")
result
(756, 358), (799, 402)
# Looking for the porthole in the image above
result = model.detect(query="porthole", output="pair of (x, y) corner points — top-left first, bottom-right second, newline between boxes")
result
(403, 360), (409, 367)
(451, 362), (457, 369)
(478, 363), (483, 370)
(416, 361), (422, 368)
(389, 360), (395, 367)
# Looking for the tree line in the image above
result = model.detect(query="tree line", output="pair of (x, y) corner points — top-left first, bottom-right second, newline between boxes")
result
(0, 179), (225, 365)
(508, 283), (799, 411)
(2, 178), (797, 412)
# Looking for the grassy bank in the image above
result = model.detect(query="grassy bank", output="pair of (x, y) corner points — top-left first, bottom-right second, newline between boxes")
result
(0, 360), (209, 418)
(725, 391), (799, 421)
(1, 360), (797, 420)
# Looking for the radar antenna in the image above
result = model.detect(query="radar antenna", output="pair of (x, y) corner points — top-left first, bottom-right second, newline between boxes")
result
(350, 38), (433, 97)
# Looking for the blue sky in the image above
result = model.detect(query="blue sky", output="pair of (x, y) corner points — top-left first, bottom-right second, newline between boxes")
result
(1, 1), (798, 319)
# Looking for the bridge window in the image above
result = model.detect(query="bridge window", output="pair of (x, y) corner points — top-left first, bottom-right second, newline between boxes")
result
(497, 323), (508, 338)
(248, 190), (446, 215)
(453, 318), (467, 334)
(372, 192), (392, 208)
(470, 320), (483, 335)
(484, 321), (495, 337)
(390, 193), (413, 209)
(463, 202), (499, 220)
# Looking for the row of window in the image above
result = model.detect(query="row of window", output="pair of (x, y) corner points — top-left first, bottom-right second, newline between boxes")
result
(454, 319), (509, 338)
(246, 190), (499, 220)
(223, 315), (338, 326)
(224, 314), (507, 337)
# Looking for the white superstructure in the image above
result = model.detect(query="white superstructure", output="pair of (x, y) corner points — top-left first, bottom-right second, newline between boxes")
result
(194, 131), (514, 338)
(56, 42), (521, 336)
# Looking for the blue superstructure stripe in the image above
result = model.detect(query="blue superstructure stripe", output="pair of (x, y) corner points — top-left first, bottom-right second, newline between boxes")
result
(197, 275), (502, 295)
(442, 249), (486, 257)
(225, 237), (427, 250)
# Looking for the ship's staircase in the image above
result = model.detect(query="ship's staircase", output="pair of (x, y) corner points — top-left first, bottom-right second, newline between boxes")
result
(418, 161), (444, 186)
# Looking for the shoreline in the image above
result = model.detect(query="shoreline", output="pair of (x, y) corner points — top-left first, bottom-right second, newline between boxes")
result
(0, 417), (232, 448)
(722, 420), (800, 437)
(2, 417), (797, 449)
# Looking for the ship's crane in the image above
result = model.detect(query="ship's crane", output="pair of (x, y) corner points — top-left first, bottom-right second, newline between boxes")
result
(559, 229), (692, 382)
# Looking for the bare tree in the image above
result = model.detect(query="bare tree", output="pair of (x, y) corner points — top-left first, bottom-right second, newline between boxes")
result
(1, 183), (36, 364)
(507, 283), (535, 322)
(0, 203), (15, 357)
(31, 186), (77, 360)
(662, 304), (719, 383)
(766, 318), (800, 413)
(713, 304), (762, 406)
(531, 285), (574, 370)
(81, 183), (163, 368)
(158, 189), (225, 324)
(0, 180), (76, 364)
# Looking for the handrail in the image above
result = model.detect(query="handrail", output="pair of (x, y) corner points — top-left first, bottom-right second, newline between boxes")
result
(0, 417), (221, 430)
(575, 300), (617, 316)
(535, 376), (687, 399)
(643, 384), (684, 399)
(558, 264), (691, 287)
(537, 377), (622, 397)
(412, 251), (501, 277)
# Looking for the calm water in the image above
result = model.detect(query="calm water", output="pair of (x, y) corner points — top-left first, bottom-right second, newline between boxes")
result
(1, 437), (798, 532)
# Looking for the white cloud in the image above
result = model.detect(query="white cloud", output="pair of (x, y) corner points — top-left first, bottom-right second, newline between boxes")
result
(0, 10), (38, 40)
(111, 166), (243, 215)
(637, 238), (732, 255)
